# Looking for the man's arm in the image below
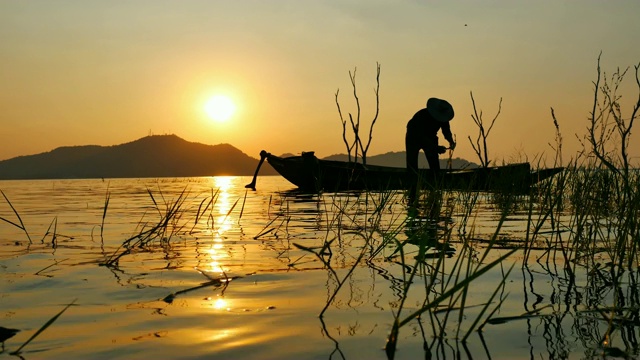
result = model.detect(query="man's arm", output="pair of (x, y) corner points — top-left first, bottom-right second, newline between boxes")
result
(442, 123), (456, 149)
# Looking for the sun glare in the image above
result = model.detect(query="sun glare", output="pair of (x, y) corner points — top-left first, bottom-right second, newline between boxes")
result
(204, 95), (236, 122)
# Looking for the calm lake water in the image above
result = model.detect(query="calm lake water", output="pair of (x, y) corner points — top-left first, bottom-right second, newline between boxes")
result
(0, 176), (632, 359)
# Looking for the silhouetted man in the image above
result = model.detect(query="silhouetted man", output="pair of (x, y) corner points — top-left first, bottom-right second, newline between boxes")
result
(405, 97), (456, 204)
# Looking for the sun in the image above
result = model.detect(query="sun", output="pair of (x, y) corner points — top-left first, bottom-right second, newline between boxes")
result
(204, 95), (236, 122)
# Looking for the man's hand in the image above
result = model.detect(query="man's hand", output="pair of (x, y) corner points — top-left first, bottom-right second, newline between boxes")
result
(449, 141), (456, 150)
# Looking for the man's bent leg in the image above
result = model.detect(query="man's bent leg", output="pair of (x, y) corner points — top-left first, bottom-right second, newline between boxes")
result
(425, 151), (440, 171)
(405, 135), (420, 205)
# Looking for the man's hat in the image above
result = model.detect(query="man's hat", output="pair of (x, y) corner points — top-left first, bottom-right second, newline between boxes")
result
(426, 98), (454, 122)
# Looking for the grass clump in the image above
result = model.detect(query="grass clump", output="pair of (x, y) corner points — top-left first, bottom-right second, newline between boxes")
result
(101, 184), (244, 268)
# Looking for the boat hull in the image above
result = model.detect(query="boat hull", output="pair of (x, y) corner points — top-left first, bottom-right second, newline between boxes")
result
(265, 151), (563, 193)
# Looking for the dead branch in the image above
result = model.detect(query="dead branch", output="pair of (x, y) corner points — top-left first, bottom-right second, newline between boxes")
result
(362, 62), (381, 161)
(334, 63), (382, 165)
(335, 89), (354, 162)
(467, 91), (502, 168)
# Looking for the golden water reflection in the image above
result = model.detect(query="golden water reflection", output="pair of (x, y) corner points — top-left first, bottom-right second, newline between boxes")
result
(213, 176), (234, 236)
(213, 176), (233, 192)
(212, 297), (229, 311)
(2, 176), (615, 359)
(198, 176), (235, 277)
(201, 173), (233, 308)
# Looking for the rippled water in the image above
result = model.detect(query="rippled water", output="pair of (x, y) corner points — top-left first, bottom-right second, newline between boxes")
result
(0, 176), (630, 359)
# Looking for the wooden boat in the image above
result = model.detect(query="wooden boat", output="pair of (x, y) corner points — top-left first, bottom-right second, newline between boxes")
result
(246, 150), (564, 193)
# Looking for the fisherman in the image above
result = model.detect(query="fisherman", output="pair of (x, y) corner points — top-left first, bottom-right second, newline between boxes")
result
(405, 97), (456, 204)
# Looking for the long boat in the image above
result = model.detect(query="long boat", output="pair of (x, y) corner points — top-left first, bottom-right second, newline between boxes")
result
(246, 150), (564, 193)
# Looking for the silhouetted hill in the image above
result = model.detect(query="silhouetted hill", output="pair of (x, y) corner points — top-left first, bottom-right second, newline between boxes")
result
(0, 136), (480, 180)
(322, 151), (479, 169)
(0, 135), (278, 179)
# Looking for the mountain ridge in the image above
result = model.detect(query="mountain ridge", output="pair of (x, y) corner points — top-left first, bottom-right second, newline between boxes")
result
(0, 135), (479, 180)
(0, 135), (279, 179)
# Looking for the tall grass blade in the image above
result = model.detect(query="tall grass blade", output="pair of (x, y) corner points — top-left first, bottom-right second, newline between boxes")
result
(484, 308), (548, 325)
(461, 263), (515, 341)
(385, 321), (399, 360)
(101, 187), (110, 239)
(146, 187), (161, 216)
(190, 197), (212, 234)
(398, 248), (516, 328)
(222, 198), (240, 224)
(0, 189), (32, 243)
(34, 258), (69, 276)
(10, 299), (77, 355)
(40, 217), (58, 245)
(238, 189), (248, 222)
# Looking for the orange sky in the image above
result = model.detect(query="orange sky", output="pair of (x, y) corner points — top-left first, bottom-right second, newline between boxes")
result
(1, 1), (639, 165)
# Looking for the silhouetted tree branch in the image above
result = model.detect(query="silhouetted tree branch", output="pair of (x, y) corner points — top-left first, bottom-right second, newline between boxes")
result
(467, 91), (502, 168)
(363, 63), (381, 159)
(335, 89), (355, 162)
(335, 63), (381, 165)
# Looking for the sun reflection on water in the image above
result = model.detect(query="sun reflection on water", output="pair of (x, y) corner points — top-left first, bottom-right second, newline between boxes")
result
(207, 328), (234, 342)
(212, 176), (235, 236)
(208, 259), (224, 274)
(204, 246), (227, 274)
(213, 297), (229, 310)
(213, 176), (233, 191)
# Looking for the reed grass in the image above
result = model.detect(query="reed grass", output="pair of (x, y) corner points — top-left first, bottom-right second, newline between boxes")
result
(289, 59), (640, 356)
(41, 216), (58, 247)
(101, 185), (208, 266)
(498, 55), (640, 358)
(0, 189), (32, 244)
(34, 258), (69, 277)
(100, 185), (110, 239)
(98, 181), (250, 268)
(9, 299), (76, 355)
(286, 185), (521, 359)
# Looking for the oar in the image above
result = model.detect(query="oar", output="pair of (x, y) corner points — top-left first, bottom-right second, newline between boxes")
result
(245, 150), (269, 190)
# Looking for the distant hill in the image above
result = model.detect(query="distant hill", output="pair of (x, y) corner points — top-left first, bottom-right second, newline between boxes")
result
(0, 135), (479, 180)
(322, 151), (479, 169)
(0, 135), (279, 179)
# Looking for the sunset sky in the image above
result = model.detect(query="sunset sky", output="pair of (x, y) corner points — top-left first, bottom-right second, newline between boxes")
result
(1, 1), (639, 165)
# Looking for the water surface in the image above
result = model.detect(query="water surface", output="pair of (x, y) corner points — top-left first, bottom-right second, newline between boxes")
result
(0, 176), (630, 359)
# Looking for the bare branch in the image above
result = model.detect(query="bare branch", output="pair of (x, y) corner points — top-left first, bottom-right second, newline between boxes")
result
(348, 113), (359, 160)
(485, 97), (502, 137)
(335, 89), (352, 162)
(467, 91), (501, 168)
(362, 62), (381, 164)
(349, 68), (364, 162)
(334, 64), (382, 165)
